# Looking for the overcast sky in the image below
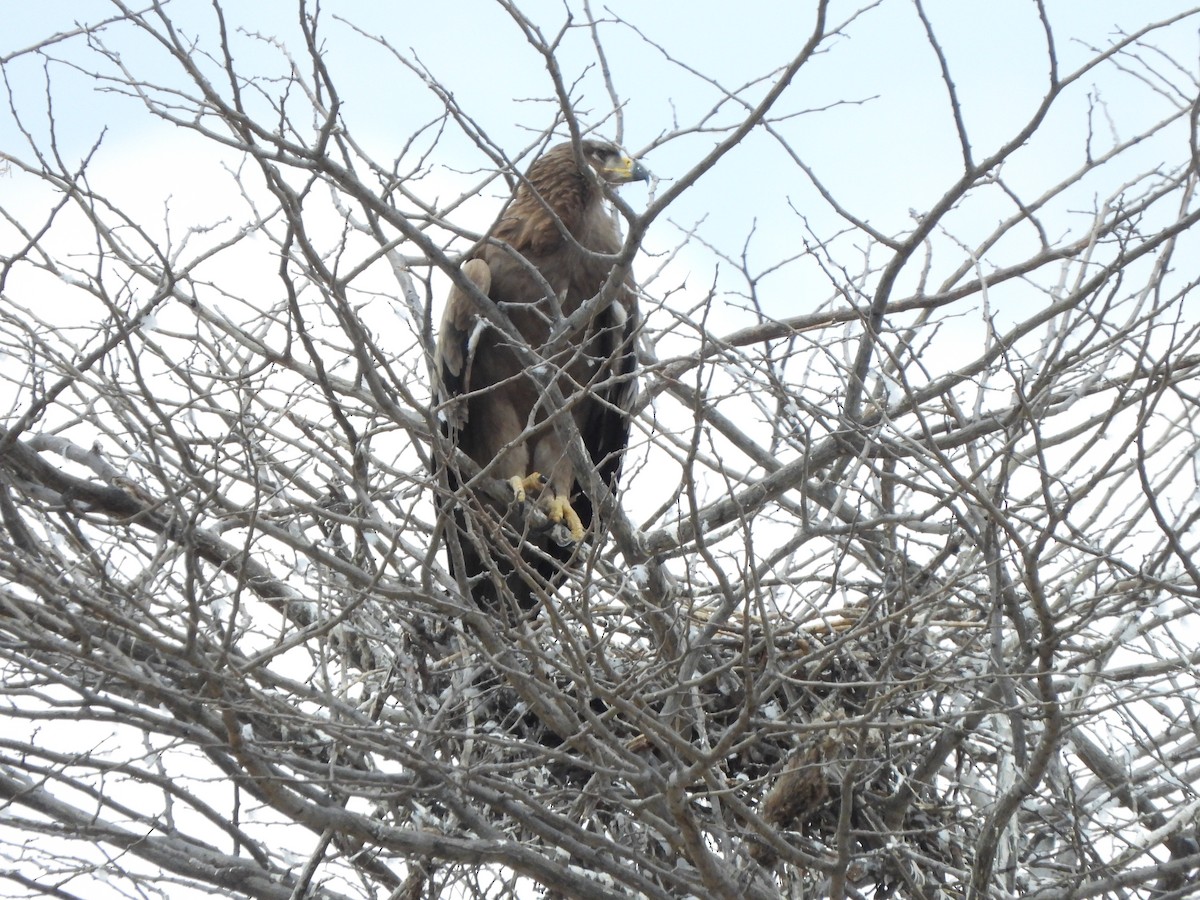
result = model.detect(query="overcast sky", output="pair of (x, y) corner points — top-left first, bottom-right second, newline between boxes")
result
(2, 2), (1196, 359)
(5, 2), (1190, 245)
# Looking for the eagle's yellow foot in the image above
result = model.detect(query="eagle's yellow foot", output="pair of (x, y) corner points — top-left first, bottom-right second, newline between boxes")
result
(543, 494), (585, 542)
(508, 472), (547, 503)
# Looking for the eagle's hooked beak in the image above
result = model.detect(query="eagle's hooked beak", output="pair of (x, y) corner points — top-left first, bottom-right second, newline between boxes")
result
(604, 155), (651, 184)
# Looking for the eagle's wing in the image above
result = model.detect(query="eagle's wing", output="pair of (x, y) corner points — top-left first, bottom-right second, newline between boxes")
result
(434, 257), (492, 430)
(572, 286), (638, 531)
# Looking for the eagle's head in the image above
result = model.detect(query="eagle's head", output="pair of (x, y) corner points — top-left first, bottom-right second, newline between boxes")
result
(529, 139), (650, 188)
(578, 139), (651, 185)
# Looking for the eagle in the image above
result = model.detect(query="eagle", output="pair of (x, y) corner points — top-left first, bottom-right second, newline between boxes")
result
(434, 139), (649, 612)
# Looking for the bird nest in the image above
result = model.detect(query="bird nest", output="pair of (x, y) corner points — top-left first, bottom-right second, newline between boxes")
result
(378, 589), (978, 892)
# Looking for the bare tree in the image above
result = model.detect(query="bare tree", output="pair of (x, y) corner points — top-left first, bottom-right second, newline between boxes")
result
(2, 2), (1200, 898)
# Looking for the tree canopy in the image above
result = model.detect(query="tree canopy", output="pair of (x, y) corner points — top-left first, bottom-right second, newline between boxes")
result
(2, 3), (1200, 898)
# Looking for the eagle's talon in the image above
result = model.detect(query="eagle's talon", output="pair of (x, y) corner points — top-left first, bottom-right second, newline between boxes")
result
(544, 495), (585, 542)
(509, 472), (546, 504)
(508, 475), (527, 503)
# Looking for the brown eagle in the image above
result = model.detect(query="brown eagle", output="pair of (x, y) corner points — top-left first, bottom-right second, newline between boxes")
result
(435, 139), (649, 612)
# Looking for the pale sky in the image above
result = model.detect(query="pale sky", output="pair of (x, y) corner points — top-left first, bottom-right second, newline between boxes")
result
(3, 0), (1196, 469)
(6, 0), (1191, 279)
(2, 6), (1199, 898)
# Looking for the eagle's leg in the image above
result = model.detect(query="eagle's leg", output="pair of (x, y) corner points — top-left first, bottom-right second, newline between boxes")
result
(543, 493), (585, 542)
(508, 472), (547, 503)
(507, 472), (584, 542)
(529, 442), (585, 541)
